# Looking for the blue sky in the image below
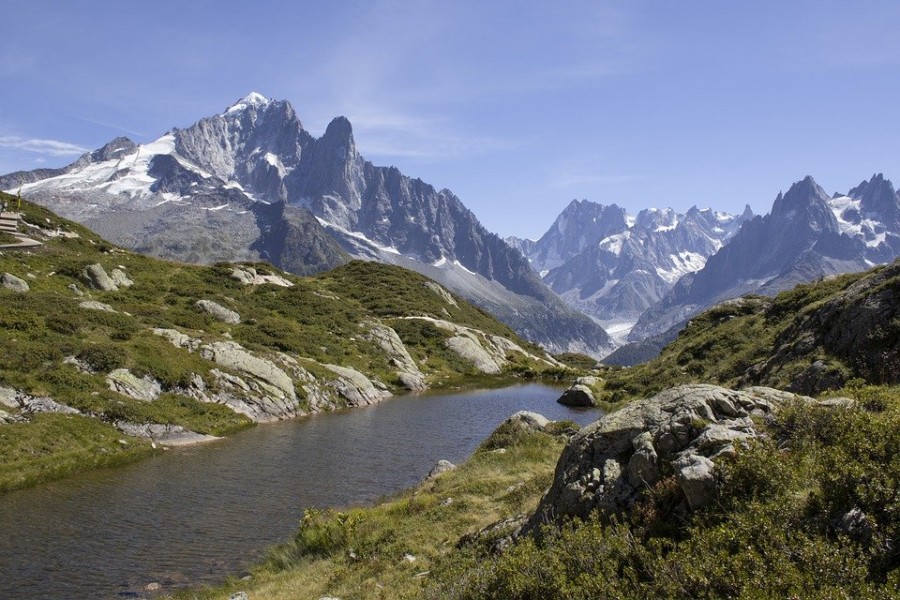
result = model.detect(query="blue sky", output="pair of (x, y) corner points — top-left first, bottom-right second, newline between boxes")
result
(1, 1), (898, 238)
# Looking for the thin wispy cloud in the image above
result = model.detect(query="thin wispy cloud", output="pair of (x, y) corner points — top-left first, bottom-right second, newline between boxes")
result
(341, 104), (516, 161)
(298, 0), (635, 163)
(0, 136), (89, 156)
(75, 116), (146, 139)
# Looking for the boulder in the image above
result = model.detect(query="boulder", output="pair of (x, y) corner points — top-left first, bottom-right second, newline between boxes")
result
(525, 385), (812, 534)
(200, 341), (296, 400)
(207, 369), (302, 422)
(154, 329), (311, 421)
(115, 421), (219, 446)
(626, 431), (660, 487)
(446, 336), (503, 374)
(833, 507), (873, 544)
(196, 299), (241, 324)
(230, 267), (255, 285)
(0, 386), (17, 408)
(363, 321), (426, 391)
(230, 266), (293, 287)
(20, 395), (82, 415)
(152, 328), (201, 352)
(106, 369), (163, 401)
(79, 300), (116, 312)
(674, 452), (717, 510)
(81, 263), (118, 291)
(424, 281), (458, 307)
(426, 459), (457, 480)
(505, 411), (550, 431)
(110, 268), (134, 288)
(0, 408), (24, 424)
(404, 316), (553, 374)
(1, 272), (29, 293)
(324, 364), (392, 406)
(153, 330), (314, 422)
(557, 384), (596, 407)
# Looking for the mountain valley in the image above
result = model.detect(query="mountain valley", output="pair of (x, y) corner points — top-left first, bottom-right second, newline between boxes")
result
(0, 193), (566, 493)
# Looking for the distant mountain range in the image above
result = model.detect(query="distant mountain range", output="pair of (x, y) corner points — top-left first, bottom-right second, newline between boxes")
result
(629, 174), (900, 341)
(5, 93), (898, 362)
(510, 172), (900, 359)
(0, 93), (612, 356)
(508, 201), (752, 342)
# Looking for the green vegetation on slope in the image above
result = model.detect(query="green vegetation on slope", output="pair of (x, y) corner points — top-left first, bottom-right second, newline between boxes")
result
(598, 266), (900, 403)
(431, 386), (900, 599)
(179, 262), (900, 600)
(172, 422), (575, 600)
(0, 231), (21, 245)
(0, 193), (561, 492)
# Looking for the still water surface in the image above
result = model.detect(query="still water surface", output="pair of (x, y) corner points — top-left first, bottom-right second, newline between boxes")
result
(1, 383), (601, 599)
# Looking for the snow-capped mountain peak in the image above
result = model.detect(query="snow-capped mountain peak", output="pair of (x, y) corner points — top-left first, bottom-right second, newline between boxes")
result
(12, 132), (190, 207)
(224, 92), (271, 115)
(630, 174), (900, 344)
(0, 95), (613, 358)
(513, 198), (753, 339)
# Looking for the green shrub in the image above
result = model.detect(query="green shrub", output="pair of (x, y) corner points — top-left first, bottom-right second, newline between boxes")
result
(76, 344), (125, 373)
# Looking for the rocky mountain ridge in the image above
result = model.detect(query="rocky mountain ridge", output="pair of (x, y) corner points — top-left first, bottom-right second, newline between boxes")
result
(630, 174), (900, 341)
(508, 200), (751, 341)
(590, 258), (900, 406)
(1, 94), (612, 356)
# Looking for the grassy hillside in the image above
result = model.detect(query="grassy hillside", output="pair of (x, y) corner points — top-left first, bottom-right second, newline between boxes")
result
(0, 193), (565, 492)
(177, 261), (900, 600)
(431, 263), (900, 599)
(433, 388), (900, 599)
(173, 418), (575, 600)
(597, 264), (900, 404)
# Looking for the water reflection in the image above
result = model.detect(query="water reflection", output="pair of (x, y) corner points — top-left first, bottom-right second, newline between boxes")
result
(1, 383), (601, 599)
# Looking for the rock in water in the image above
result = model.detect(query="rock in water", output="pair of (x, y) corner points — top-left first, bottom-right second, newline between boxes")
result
(558, 383), (596, 407)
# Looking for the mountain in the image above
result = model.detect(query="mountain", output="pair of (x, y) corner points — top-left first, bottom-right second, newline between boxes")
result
(0, 99), (349, 271)
(630, 174), (900, 341)
(1, 94), (612, 356)
(593, 258), (900, 403)
(202, 257), (900, 599)
(0, 193), (564, 492)
(510, 199), (751, 342)
(507, 200), (630, 272)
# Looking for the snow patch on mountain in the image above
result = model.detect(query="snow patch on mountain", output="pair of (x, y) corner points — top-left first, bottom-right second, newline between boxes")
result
(828, 195), (888, 248)
(18, 133), (177, 200)
(225, 92), (270, 115)
(517, 201), (752, 333)
(656, 251), (707, 284)
(599, 231), (630, 255)
(316, 218), (402, 256)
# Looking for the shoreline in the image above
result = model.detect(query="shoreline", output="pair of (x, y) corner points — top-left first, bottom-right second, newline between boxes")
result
(0, 373), (570, 495)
